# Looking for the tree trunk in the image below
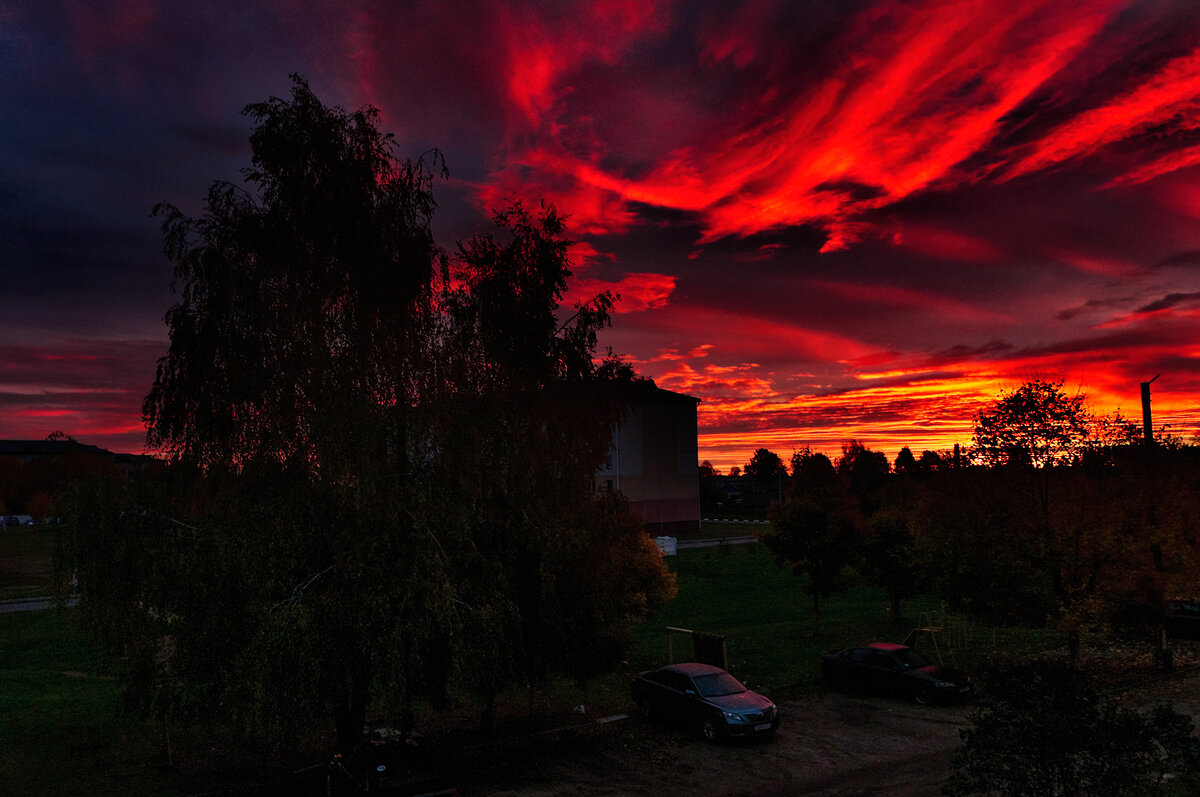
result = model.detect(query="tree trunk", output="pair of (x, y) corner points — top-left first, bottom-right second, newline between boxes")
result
(335, 657), (372, 753)
(479, 688), (497, 736)
(426, 629), (452, 709)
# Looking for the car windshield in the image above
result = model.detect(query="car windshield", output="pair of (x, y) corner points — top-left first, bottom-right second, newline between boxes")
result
(891, 648), (933, 668)
(693, 672), (746, 697)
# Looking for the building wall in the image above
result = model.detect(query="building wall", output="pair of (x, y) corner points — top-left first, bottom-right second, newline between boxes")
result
(596, 383), (700, 534)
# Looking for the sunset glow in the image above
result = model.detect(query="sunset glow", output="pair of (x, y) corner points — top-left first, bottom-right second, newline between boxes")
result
(2, 0), (1199, 471)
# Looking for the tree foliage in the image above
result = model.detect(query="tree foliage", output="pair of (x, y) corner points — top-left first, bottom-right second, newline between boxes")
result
(918, 449), (946, 473)
(745, 448), (785, 484)
(861, 508), (919, 620)
(971, 380), (1093, 469)
(945, 661), (1200, 796)
(60, 76), (673, 751)
(907, 466), (1053, 622)
(764, 449), (857, 626)
(135, 75), (449, 750)
(698, 460), (725, 514)
(835, 439), (889, 516)
(419, 201), (667, 728)
(764, 497), (857, 626)
(892, 446), (917, 476)
(966, 379), (1200, 658)
(146, 76), (440, 472)
(789, 447), (835, 491)
(742, 447), (785, 512)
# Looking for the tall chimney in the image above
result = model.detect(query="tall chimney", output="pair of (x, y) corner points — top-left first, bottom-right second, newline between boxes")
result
(1140, 374), (1160, 446)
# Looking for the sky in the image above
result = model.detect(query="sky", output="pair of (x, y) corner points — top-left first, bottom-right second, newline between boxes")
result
(2, 0), (1199, 472)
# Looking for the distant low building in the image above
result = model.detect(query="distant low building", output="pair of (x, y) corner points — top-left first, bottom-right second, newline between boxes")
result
(596, 381), (700, 535)
(0, 439), (149, 479)
(0, 439), (113, 463)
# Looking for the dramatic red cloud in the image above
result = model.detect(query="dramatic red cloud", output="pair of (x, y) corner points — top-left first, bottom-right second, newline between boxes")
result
(499, 0), (671, 125)
(485, 0), (1123, 250)
(802, 279), (1013, 324)
(692, 372), (996, 469)
(0, 340), (162, 454)
(893, 225), (1002, 263)
(1005, 44), (1200, 181)
(565, 273), (677, 314)
(445, 0), (1200, 469)
(655, 361), (779, 402)
(6, 0), (1199, 471)
(476, 167), (640, 237)
(1050, 250), (1140, 278)
(624, 305), (890, 366)
(1105, 144), (1200, 190)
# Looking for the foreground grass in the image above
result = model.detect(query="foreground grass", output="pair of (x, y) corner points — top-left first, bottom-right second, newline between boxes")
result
(0, 610), (323, 796)
(0, 610), (144, 796)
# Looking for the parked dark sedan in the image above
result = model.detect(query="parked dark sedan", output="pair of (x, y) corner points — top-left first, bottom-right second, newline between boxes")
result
(821, 642), (969, 704)
(631, 662), (779, 741)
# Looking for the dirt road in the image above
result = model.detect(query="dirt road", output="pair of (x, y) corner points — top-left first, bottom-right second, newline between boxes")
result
(451, 663), (1200, 796)
(453, 692), (972, 796)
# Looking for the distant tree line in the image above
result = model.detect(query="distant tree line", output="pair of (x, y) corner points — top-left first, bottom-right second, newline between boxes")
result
(707, 383), (1200, 797)
(722, 380), (1200, 658)
(0, 442), (123, 521)
(54, 76), (675, 753)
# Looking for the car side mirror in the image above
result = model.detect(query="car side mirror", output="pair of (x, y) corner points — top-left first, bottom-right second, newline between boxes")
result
(684, 689), (697, 696)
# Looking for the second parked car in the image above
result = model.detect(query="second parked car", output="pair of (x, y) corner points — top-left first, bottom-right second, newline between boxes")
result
(631, 662), (779, 741)
(821, 642), (970, 704)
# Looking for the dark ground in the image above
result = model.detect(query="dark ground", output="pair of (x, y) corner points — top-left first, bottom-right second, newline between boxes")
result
(442, 658), (1200, 797)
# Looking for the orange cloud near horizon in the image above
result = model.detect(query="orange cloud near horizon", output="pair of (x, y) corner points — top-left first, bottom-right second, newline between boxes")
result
(686, 371), (1199, 475)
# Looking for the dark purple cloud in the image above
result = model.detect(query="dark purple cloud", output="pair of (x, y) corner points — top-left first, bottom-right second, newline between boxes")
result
(1, 0), (1198, 468)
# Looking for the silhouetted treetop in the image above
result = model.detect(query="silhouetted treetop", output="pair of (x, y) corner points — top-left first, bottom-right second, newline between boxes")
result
(745, 447), (785, 484)
(972, 379), (1092, 469)
(94, 76), (673, 753)
(146, 75), (444, 471)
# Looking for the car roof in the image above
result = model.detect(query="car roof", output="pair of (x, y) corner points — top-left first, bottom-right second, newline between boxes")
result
(865, 642), (910, 652)
(661, 662), (727, 677)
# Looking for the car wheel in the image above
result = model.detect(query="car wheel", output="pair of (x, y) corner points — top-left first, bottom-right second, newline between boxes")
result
(701, 717), (721, 742)
(912, 683), (932, 705)
(636, 698), (653, 720)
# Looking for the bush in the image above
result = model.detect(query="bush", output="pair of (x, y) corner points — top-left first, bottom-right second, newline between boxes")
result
(945, 660), (1200, 796)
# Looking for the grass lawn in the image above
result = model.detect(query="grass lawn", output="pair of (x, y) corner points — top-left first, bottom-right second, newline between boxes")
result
(0, 527), (56, 601)
(632, 543), (956, 693)
(0, 610), (144, 796)
(0, 610), (320, 796)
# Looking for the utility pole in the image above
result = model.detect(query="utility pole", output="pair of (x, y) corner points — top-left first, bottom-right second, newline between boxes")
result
(1140, 374), (1160, 446)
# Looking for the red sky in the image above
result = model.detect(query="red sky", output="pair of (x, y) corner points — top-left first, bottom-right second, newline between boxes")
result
(2, 0), (1199, 471)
